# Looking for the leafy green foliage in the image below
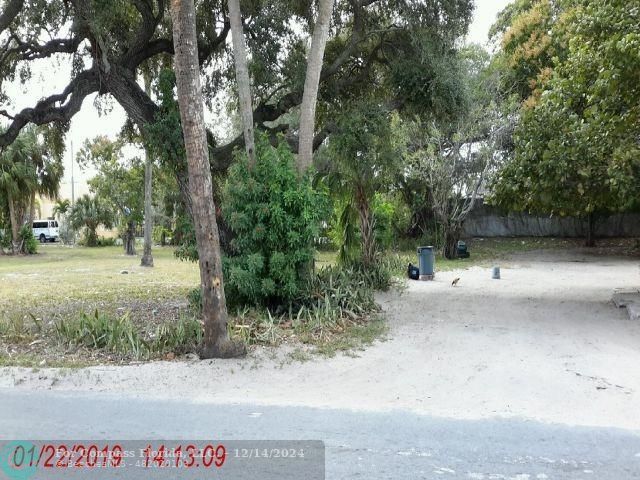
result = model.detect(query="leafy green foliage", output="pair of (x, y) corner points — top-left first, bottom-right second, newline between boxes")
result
(145, 70), (186, 175)
(490, 0), (572, 104)
(18, 224), (37, 254)
(491, 0), (640, 221)
(319, 104), (402, 266)
(389, 30), (468, 120)
(222, 136), (326, 307)
(69, 194), (114, 247)
(78, 136), (145, 226)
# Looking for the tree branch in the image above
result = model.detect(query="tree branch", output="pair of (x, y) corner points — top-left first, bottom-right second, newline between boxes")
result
(0, 0), (23, 35)
(6, 36), (84, 61)
(0, 68), (99, 149)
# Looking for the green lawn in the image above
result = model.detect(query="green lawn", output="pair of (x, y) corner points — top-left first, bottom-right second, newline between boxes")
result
(0, 245), (200, 318)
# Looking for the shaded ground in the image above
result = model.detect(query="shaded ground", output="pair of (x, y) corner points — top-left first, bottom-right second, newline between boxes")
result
(2, 246), (639, 430)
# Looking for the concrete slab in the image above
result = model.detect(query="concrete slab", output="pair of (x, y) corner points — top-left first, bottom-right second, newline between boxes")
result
(627, 302), (640, 321)
(612, 289), (640, 320)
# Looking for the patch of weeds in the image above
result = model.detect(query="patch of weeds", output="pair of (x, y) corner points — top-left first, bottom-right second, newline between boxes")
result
(313, 315), (388, 357)
(0, 314), (40, 344)
(0, 353), (94, 368)
(150, 316), (203, 355)
(54, 310), (149, 359)
(53, 310), (204, 361)
(230, 309), (283, 346)
(288, 348), (312, 363)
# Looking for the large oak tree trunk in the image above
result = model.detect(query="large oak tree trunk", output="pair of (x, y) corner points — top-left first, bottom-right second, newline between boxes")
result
(297, 0), (335, 175)
(228, 0), (256, 167)
(170, 0), (245, 359)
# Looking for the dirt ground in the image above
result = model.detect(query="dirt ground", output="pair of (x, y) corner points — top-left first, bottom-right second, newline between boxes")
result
(2, 249), (639, 429)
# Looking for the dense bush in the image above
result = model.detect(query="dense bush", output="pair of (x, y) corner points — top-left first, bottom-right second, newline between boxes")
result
(77, 235), (116, 247)
(19, 225), (38, 254)
(222, 136), (326, 307)
(373, 193), (411, 250)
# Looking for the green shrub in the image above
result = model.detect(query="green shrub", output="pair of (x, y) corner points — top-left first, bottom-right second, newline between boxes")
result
(303, 265), (378, 315)
(222, 135), (327, 307)
(373, 193), (411, 250)
(187, 287), (202, 312)
(77, 236), (116, 247)
(173, 216), (198, 261)
(19, 225), (38, 254)
(96, 236), (116, 247)
(152, 225), (172, 245)
(349, 254), (406, 291)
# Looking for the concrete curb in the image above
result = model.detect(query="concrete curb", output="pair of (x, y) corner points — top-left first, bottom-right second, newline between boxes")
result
(612, 289), (640, 321)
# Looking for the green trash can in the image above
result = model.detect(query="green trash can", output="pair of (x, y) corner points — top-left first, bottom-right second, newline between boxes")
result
(417, 246), (435, 280)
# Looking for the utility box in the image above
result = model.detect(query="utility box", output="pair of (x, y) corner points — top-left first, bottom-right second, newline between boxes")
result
(417, 246), (435, 280)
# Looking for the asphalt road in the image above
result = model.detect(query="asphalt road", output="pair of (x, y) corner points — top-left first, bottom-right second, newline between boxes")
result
(1, 389), (639, 479)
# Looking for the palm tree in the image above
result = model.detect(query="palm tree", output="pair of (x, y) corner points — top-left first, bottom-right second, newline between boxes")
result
(0, 126), (64, 253)
(52, 199), (71, 219)
(0, 131), (37, 253)
(320, 104), (398, 266)
(170, 0), (245, 359)
(68, 195), (114, 247)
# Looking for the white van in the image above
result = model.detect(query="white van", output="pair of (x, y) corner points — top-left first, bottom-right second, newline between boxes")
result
(32, 219), (59, 243)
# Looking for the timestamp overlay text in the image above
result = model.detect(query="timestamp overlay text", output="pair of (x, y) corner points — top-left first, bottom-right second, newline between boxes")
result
(0, 440), (325, 479)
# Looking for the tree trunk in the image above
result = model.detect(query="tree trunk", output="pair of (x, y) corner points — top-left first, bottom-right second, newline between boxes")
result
(297, 0), (335, 175)
(140, 148), (154, 265)
(443, 226), (460, 260)
(7, 191), (20, 254)
(86, 228), (98, 247)
(141, 76), (154, 267)
(124, 220), (137, 255)
(170, 0), (245, 359)
(28, 190), (36, 225)
(228, 0), (256, 167)
(585, 213), (596, 247)
(355, 187), (375, 267)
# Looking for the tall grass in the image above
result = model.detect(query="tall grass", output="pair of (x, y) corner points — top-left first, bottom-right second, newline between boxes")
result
(53, 310), (202, 360)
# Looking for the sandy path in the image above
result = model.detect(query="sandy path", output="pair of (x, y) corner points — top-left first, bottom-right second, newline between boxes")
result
(2, 250), (639, 429)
